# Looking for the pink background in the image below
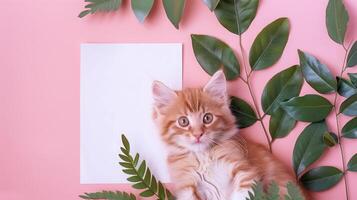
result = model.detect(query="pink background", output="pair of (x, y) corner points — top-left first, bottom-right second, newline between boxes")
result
(1, 0), (357, 199)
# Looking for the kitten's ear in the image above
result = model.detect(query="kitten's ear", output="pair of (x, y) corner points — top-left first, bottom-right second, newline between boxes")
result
(203, 70), (228, 102)
(152, 81), (177, 109)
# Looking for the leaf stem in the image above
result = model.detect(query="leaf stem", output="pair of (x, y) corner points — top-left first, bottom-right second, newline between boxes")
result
(333, 43), (350, 200)
(238, 35), (272, 152)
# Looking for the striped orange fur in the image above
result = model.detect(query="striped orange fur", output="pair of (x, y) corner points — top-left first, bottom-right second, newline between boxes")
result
(152, 71), (307, 200)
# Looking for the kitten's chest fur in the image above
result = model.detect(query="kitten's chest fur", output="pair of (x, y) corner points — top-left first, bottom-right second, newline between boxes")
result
(193, 151), (234, 200)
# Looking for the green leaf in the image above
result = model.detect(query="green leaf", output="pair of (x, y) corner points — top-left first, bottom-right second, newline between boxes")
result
(214, 0), (259, 35)
(151, 176), (158, 193)
(79, 0), (122, 18)
(143, 167), (151, 184)
(348, 73), (357, 87)
(138, 160), (146, 177)
(266, 181), (280, 200)
(127, 175), (141, 182)
(132, 182), (147, 189)
(246, 181), (266, 200)
(191, 34), (240, 80)
(122, 169), (136, 175)
(121, 134), (130, 151)
(342, 117), (357, 138)
(230, 96), (258, 128)
(166, 189), (175, 200)
(131, 0), (154, 22)
(293, 121), (327, 175)
(261, 65), (303, 114)
(340, 93), (357, 116)
(79, 190), (136, 200)
(269, 108), (296, 140)
(347, 154), (357, 171)
(323, 132), (339, 147)
(249, 18), (290, 70)
(347, 41), (357, 67)
(158, 182), (166, 200)
(140, 190), (155, 197)
(281, 94), (333, 122)
(119, 154), (131, 162)
(133, 153), (139, 167)
(119, 162), (132, 169)
(337, 77), (357, 98)
(285, 182), (304, 200)
(300, 166), (343, 191)
(203, 0), (220, 11)
(326, 0), (349, 44)
(298, 50), (337, 94)
(79, 10), (91, 18)
(163, 0), (185, 29)
(120, 147), (129, 156)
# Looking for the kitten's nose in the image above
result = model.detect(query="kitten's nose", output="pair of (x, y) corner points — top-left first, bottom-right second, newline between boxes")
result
(194, 132), (204, 143)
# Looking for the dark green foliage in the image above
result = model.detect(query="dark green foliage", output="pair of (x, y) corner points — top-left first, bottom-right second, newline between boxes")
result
(326, 0), (349, 44)
(79, 0), (122, 18)
(131, 0), (154, 22)
(340, 94), (357, 116)
(230, 96), (258, 128)
(163, 0), (186, 29)
(269, 108), (296, 140)
(347, 154), (357, 171)
(203, 0), (221, 11)
(347, 41), (357, 68)
(280, 95), (333, 122)
(337, 77), (357, 98)
(261, 65), (303, 115)
(300, 166), (343, 191)
(293, 122), (327, 176)
(191, 34), (240, 80)
(249, 18), (290, 70)
(214, 0), (259, 35)
(348, 73), (357, 86)
(298, 50), (336, 94)
(342, 117), (357, 138)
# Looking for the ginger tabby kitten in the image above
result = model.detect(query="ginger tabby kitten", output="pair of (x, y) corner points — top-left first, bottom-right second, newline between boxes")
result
(152, 71), (306, 200)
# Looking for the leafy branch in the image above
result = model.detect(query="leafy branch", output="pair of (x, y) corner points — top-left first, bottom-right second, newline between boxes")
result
(246, 181), (304, 200)
(80, 191), (136, 200)
(80, 134), (174, 200)
(331, 42), (352, 200)
(291, 0), (356, 199)
(192, 0), (291, 153)
(119, 135), (174, 200)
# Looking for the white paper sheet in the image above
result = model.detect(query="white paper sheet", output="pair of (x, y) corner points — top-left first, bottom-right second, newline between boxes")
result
(80, 43), (182, 184)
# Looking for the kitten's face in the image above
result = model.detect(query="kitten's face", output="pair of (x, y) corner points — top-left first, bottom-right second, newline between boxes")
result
(152, 71), (237, 152)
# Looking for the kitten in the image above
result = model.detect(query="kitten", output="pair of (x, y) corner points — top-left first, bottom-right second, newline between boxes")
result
(152, 70), (306, 200)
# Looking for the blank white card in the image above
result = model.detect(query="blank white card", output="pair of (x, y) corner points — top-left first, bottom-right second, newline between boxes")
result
(80, 43), (182, 183)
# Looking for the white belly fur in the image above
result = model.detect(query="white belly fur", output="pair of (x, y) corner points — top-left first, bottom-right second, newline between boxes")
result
(194, 153), (251, 200)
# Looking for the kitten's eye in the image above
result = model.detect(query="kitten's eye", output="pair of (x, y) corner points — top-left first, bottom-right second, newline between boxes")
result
(203, 113), (213, 124)
(178, 116), (189, 127)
